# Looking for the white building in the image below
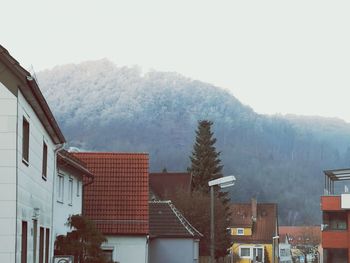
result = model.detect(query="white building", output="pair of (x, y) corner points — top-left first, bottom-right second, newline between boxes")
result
(53, 150), (93, 251)
(74, 152), (150, 263)
(0, 45), (66, 263)
(279, 237), (293, 263)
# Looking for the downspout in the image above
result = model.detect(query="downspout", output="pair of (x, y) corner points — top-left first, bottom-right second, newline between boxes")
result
(82, 175), (94, 215)
(50, 143), (65, 259)
(145, 234), (149, 263)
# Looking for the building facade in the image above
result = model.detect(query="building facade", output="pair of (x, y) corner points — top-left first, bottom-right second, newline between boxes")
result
(0, 45), (65, 263)
(53, 150), (93, 256)
(230, 199), (279, 263)
(148, 200), (201, 263)
(74, 152), (150, 263)
(321, 169), (350, 263)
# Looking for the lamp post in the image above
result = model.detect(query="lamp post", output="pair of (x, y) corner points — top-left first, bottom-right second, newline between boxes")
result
(208, 175), (236, 263)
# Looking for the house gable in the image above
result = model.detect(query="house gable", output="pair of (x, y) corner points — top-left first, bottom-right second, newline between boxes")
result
(0, 45), (65, 144)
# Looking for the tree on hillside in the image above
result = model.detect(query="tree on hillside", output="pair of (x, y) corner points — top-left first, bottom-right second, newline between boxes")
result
(187, 120), (232, 259)
(189, 120), (223, 191)
(171, 189), (231, 258)
(189, 120), (229, 204)
(55, 214), (108, 263)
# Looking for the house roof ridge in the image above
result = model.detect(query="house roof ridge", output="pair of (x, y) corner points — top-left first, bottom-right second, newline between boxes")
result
(149, 200), (171, 204)
(73, 151), (149, 155)
(150, 172), (190, 174)
(167, 201), (203, 237)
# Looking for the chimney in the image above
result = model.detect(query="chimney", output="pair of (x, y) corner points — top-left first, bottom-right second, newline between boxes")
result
(251, 198), (257, 222)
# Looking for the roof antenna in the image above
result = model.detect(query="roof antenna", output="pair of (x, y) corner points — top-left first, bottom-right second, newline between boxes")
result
(29, 65), (39, 84)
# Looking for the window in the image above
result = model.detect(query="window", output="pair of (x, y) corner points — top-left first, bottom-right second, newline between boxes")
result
(193, 240), (199, 260)
(57, 174), (64, 203)
(240, 247), (251, 257)
(69, 178), (73, 205)
(33, 220), (38, 263)
(39, 227), (44, 263)
(45, 228), (50, 263)
(280, 248), (286, 256)
(280, 248), (290, 257)
(42, 142), (48, 180)
(253, 247), (263, 262)
(102, 249), (113, 262)
(237, 228), (244, 235)
(22, 117), (30, 164)
(323, 212), (347, 230)
(21, 221), (28, 263)
(77, 180), (80, 197)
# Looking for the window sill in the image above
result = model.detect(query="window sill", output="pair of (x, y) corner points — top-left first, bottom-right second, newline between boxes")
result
(68, 203), (73, 206)
(22, 158), (29, 166)
(57, 200), (64, 204)
(42, 175), (47, 181)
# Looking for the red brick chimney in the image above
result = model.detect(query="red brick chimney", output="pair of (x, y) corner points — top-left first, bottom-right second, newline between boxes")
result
(251, 198), (257, 222)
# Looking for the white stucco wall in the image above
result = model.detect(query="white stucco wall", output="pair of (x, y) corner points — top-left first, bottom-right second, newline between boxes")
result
(149, 238), (199, 263)
(0, 82), (17, 263)
(279, 242), (292, 263)
(53, 168), (83, 237)
(103, 235), (148, 263)
(15, 89), (56, 263)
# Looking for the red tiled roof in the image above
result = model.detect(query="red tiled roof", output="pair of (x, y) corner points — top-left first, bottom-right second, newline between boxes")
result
(73, 152), (149, 235)
(149, 201), (202, 238)
(279, 226), (321, 246)
(149, 172), (191, 199)
(230, 203), (278, 244)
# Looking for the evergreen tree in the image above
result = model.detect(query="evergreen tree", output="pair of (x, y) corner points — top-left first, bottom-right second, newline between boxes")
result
(188, 120), (231, 258)
(55, 214), (108, 263)
(189, 120), (223, 192)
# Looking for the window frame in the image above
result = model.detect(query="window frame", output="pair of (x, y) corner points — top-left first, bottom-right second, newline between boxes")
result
(237, 228), (244, 235)
(77, 180), (80, 197)
(42, 141), (48, 180)
(239, 247), (251, 258)
(57, 174), (64, 203)
(68, 177), (73, 206)
(39, 227), (44, 263)
(21, 221), (28, 263)
(22, 117), (30, 165)
(45, 228), (50, 263)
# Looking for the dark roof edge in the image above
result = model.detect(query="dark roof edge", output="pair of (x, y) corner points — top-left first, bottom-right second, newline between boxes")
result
(234, 240), (274, 244)
(157, 200), (203, 238)
(0, 45), (65, 144)
(102, 232), (149, 236)
(58, 150), (94, 178)
(149, 235), (199, 239)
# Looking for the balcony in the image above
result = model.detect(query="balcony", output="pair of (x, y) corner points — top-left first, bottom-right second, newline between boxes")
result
(322, 231), (348, 248)
(323, 212), (347, 230)
(321, 196), (341, 211)
(323, 168), (350, 196)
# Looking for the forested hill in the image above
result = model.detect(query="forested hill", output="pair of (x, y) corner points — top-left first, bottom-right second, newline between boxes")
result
(37, 59), (350, 225)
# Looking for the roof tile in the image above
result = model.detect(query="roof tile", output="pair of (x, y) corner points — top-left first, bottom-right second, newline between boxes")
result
(149, 201), (202, 238)
(74, 152), (149, 235)
(230, 203), (278, 243)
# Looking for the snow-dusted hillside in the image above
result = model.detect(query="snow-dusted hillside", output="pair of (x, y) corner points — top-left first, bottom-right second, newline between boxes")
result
(37, 60), (350, 225)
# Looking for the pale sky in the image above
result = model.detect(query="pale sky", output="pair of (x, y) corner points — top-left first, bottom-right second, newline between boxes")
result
(2, 1), (350, 121)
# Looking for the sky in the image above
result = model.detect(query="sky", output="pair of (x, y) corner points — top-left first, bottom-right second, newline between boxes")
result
(2, 1), (350, 122)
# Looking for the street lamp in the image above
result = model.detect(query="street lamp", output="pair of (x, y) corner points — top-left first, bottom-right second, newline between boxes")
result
(208, 175), (236, 263)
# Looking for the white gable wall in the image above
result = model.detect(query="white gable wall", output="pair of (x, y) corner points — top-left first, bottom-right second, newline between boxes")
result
(53, 168), (83, 237)
(16, 89), (57, 263)
(0, 82), (17, 263)
(103, 236), (148, 263)
(149, 238), (199, 263)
